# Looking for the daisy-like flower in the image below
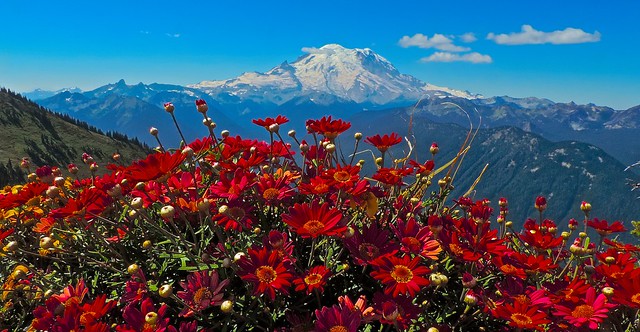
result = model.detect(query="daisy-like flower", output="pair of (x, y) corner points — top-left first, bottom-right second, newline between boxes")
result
(391, 217), (442, 259)
(281, 199), (346, 238)
(314, 304), (361, 332)
(587, 218), (627, 236)
(237, 247), (293, 300)
(365, 133), (402, 153)
(553, 287), (616, 330)
(124, 151), (186, 183)
(306, 116), (351, 140)
(613, 269), (640, 308)
(344, 222), (399, 266)
(322, 164), (361, 190)
(177, 270), (229, 317)
(252, 115), (289, 130)
(493, 301), (550, 331)
(119, 298), (175, 332)
(603, 238), (640, 252)
(371, 167), (413, 186)
(370, 254), (430, 297)
(293, 265), (331, 294)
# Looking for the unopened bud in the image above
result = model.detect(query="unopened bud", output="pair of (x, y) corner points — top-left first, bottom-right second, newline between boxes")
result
(221, 300), (234, 313)
(159, 284), (173, 298)
(149, 127), (159, 136)
(160, 205), (175, 219)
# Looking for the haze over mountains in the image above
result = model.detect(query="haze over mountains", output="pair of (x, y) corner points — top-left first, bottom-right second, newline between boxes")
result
(11, 43), (640, 225)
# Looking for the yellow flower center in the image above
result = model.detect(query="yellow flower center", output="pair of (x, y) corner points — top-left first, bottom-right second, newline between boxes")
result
(358, 243), (380, 261)
(304, 273), (323, 285)
(333, 171), (351, 183)
(449, 243), (464, 256)
(193, 287), (213, 304)
(262, 188), (280, 200)
(500, 264), (519, 275)
(329, 326), (348, 332)
(510, 312), (533, 326)
(390, 265), (413, 283)
(631, 293), (640, 305)
(303, 220), (325, 236)
(572, 304), (595, 319)
(256, 266), (277, 284)
(314, 183), (329, 193)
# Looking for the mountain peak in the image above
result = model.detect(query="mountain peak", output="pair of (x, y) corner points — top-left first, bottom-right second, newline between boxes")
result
(190, 44), (478, 104)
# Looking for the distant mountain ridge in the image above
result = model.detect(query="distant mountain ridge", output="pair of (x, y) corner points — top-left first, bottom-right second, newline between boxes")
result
(31, 44), (640, 166)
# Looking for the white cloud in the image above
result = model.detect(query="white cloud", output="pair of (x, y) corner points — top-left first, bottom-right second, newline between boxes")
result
(487, 25), (601, 45)
(165, 33), (181, 38)
(460, 32), (477, 43)
(398, 33), (470, 52)
(420, 52), (493, 64)
(301, 46), (336, 55)
(139, 30), (150, 35)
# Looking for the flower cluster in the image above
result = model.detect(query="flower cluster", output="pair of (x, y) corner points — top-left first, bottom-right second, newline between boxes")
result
(1, 100), (639, 331)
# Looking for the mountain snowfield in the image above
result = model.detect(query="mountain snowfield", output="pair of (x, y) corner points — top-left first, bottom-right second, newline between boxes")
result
(190, 44), (479, 105)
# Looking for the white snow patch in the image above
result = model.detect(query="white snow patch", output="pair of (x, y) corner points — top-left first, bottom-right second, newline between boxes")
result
(530, 166), (540, 173)
(561, 162), (572, 168)
(598, 157), (603, 163)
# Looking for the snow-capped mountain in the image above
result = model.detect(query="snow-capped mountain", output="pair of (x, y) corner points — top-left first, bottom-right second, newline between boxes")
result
(23, 87), (83, 101)
(191, 44), (478, 105)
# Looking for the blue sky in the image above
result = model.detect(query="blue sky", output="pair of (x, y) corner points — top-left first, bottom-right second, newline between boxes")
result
(1, 0), (638, 109)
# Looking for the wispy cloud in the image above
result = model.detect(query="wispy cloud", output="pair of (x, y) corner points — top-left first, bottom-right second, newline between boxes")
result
(165, 33), (181, 38)
(301, 46), (335, 55)
(398, 33), (470, 52)
(139, 30), (150, 35)
(420, 52), (492, 64)
(487, 25), (601, 45)
(460, 32), (477, 43)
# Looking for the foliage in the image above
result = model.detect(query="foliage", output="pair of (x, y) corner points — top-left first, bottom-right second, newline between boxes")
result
(1, 101), (639, 331)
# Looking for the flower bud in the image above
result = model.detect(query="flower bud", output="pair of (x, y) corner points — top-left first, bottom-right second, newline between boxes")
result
(343, 226), (355, 238)
(605, 256), (615, 264)
(580, 201), (591, 213)
(142, 240), (152, 249)
(131, 197), (143, 209)
(326, 143), (336, 153)
(182, 146), (194, 158)
(4, 241), (18, 252)
(145, 312), (158, 325)
(195, 99), (208, 113)
(578, 232), (587, 238)
(534, 196), (547, 212)
(222, 258), (232, 268)
(288, 129), (296, 137)
(160, 205), (175, 219)
(46, 186), (60, 198)
(268, 123), (280, 133)
(197, 199), (211, 214)
(354, 132), (363, 140)
(159, 284), (173, 298)
(602, 286), (614, 297)
(233, 252), (245, 262)
(149, 127), (159, 136)
(127, 264), (139, 275)
(163, 102), (175, 113)
(375, 157), (383, 166)
(430, 143), (439, 155)
(40, 237), (53, 249)
(54, 177), (66, 186)
(561, 231), (570, 239)
(221, 130), (230, 138)
(221, 300), (234, 313)
(464, 292), (478, 305)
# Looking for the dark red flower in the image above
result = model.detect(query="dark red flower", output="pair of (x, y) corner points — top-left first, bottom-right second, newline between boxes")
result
(177, 270), (229, 317)
(281, 200), (346, 238)
(534, 196), (547, 211)
(344, 222), (399, 266)
(370, 254), (430, 297)
(237, 247), (293, 300)
(613, 269), (640, 308)
(293, 265), (331, 294)
(119, 297), (176, 332)
(409, 159), (435, 176)
(493, 301), (550, 331)
(372, 292), (420, 329)
(314, 304), (361, 332)
(365, 133), (402, 153)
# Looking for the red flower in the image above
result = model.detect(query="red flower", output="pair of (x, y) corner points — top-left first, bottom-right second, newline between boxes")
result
(344, 223), (399, 266)
(252, 115), (289, 129)
(294, 265), (331, 294)
(365, 133), (402, 153)
(493, 301), (550, 331)
(372, 292), (420, 329)
(119, 298), (175, 332)
(0, 182), (49, 209)
(370, 254), (430, 297)
(371, 167), (413, 186)
(177, 270), (229, 317)
(409, 159), (435, 176)
(306, 116), (351, 140)
(603, 238), (640, 252)
(391, 217), (441, 259)
(322, 164), (361, 190)
(238, 247), (293, 300)
(281, 200), (346, 238)
(587, 218), (627, 236)
(314, 304), (361, 332)
(613, 269), (640, 308)
(553, 287), (616, 329)
(124, 151), (186, 183)
(534, 196), (547, 211)
(208, 169), (256, 200)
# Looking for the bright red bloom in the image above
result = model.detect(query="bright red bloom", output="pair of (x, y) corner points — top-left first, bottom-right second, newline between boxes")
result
(509, 252), (558, 274)
(409, 159), (435, 176)
(338, 295), (376, 323)
(370, 254), (430, 297)
(281, 200), (346, 238)
(493, 255), (528, 279)
(613, 269), (640, 308)
(493, 301), (550, 331)
(78, 294), (116, 329)
(314, 304), (361, 332)
(212, 199), (256, 231)
(124, 151), (186, 183)
(391, 217), (442, 259)
(306, 116), (351, 140)
(293, 265), (331, 294)
(371, 167), (413, 186)
(372, 292), (420, 329)
(603, 238), (640, 252)
(120, 271), (148, 305)
(587, 218), (627, 236)
(519, 229), (564, 251)
(365, 133), (402, 153)
(208, 169), (256, 200)
(322, 164), (361, 190)
(0, 182), (48, 209)
(255, 172), (294, 205)
(177, 270), (229, 317)
(298, 175), (332, 195)
(553, 287), (616, 330)
(252, 115), (289, 129)
(49, 187), (111, 222)
(238, 247), (293, 300)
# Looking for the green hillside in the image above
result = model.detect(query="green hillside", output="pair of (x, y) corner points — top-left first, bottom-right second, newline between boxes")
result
(0, 88), (150, 185)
